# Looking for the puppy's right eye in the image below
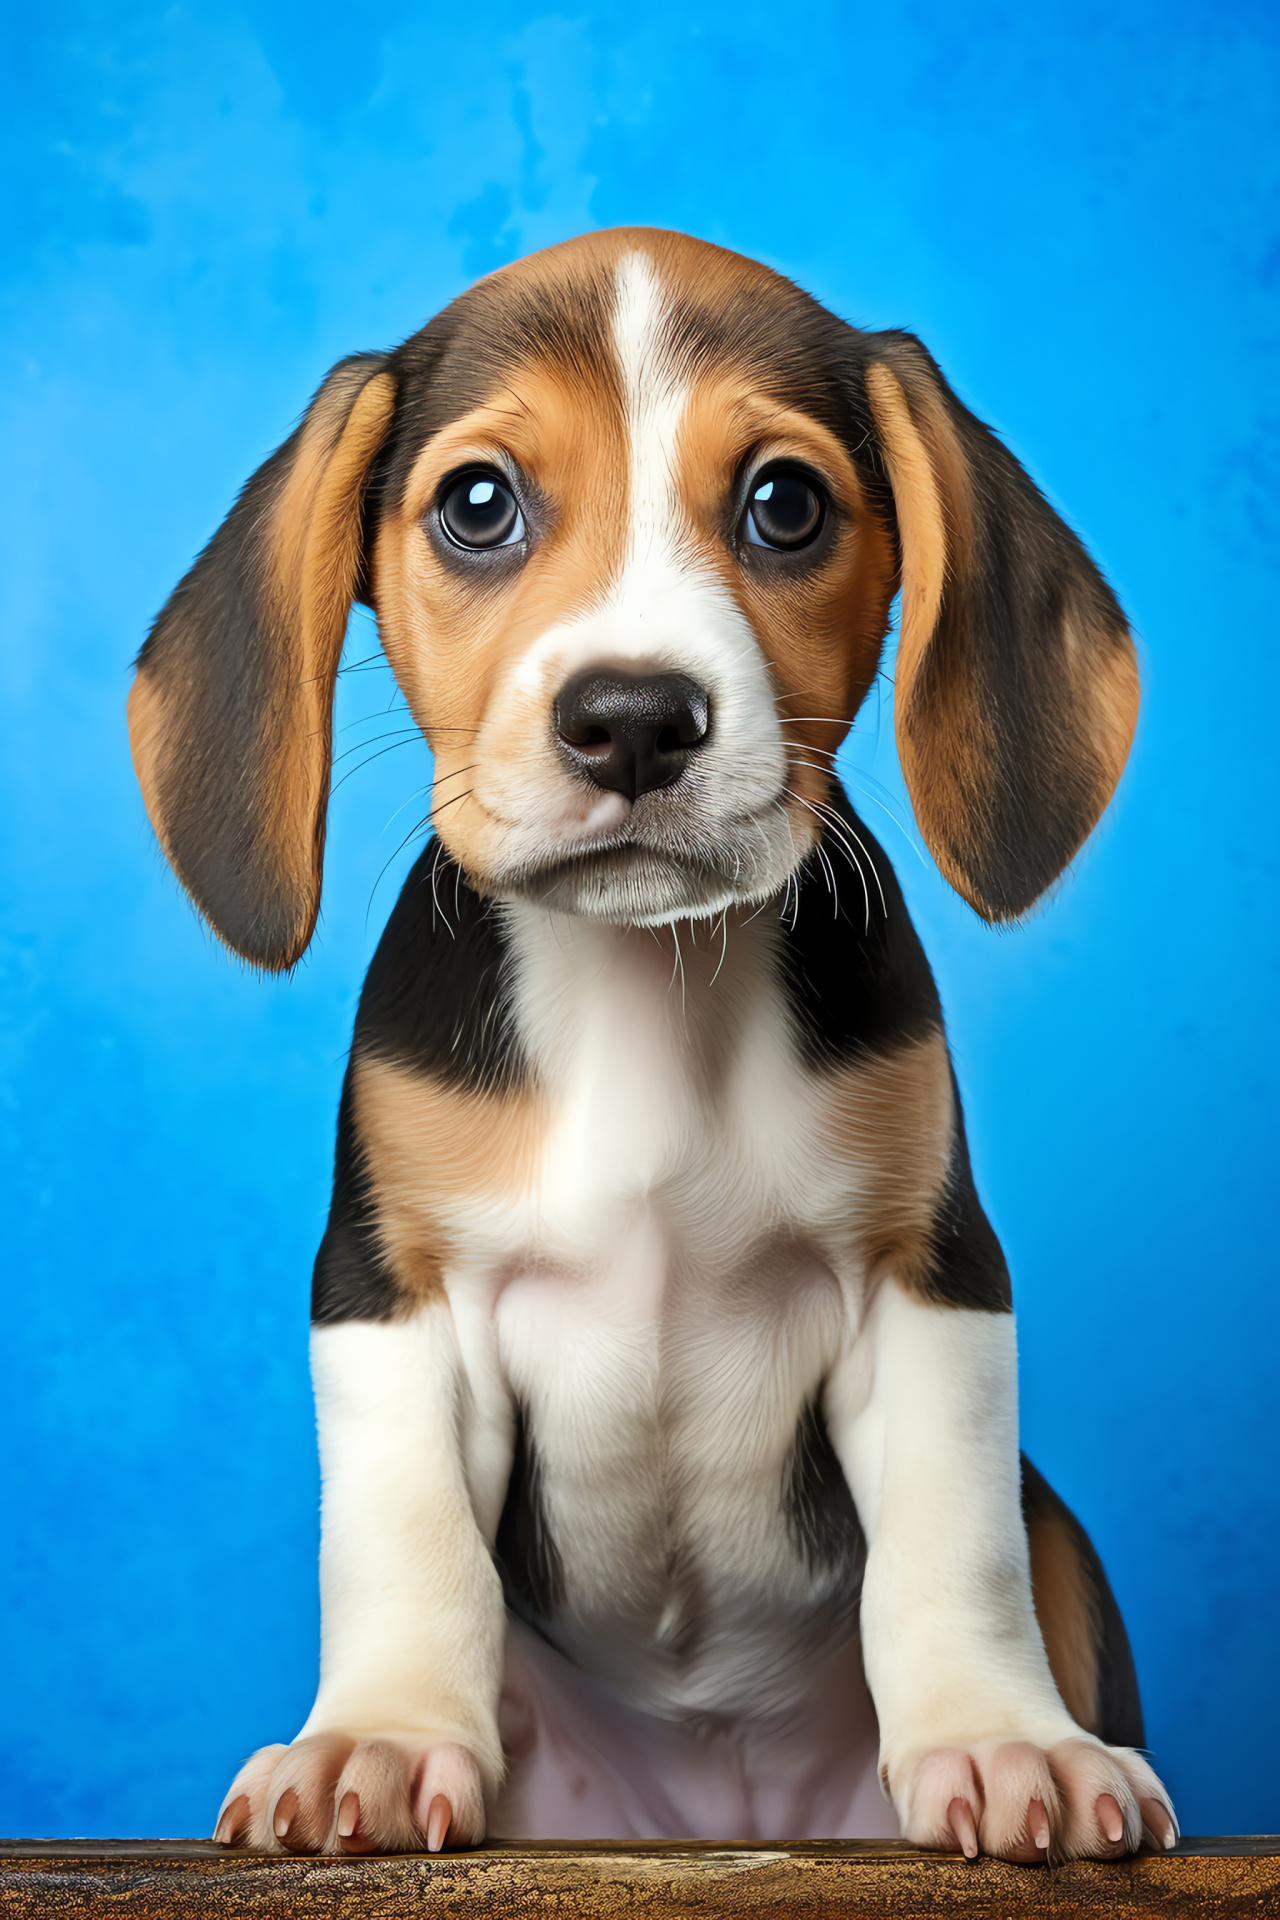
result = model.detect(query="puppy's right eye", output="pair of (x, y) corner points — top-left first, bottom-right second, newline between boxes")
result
(438, 470), (524, 550)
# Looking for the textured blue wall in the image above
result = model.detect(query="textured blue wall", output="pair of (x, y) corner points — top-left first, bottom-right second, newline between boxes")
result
(2, 0), (1277, 1840)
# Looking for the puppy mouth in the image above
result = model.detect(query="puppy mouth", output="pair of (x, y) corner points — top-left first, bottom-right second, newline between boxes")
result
(492, 803), (803, 926)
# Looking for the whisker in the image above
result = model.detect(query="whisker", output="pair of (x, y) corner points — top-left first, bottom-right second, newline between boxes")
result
(330, 737), (422, 795)
(779, 726), (929, 872)
(669, 921), (686, 1012)
(807, 792), (889, 925)
(788, 757), (846, 782)
(379, 762), (479, 836)
(428, 839), (455, 938)
(333, 725), (420, 762)
(337, 650), (392, 675)
(363, 787), (477, 931)
(381, 783), (431, 837)
(768, 805), (806, 928)
(428, 788), (474, 821)
(366, 812), (435, 931)
(787, 789), (869, 931)
(841, 773), (931, 870)
(822, 805), (888, 922)
(709, 909), (730, 989)
(783, 742), (841, 763)
(811, 830), (840, 919)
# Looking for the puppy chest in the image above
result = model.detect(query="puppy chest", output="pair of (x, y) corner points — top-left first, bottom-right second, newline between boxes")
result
(490, 1231), (863, 1711)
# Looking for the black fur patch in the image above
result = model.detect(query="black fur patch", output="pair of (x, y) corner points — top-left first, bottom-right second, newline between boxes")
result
(776, 787), (940, 1069)
(311, 1067), (399, 1325)
(920, 1066), (1012, 1312)
(495, 1404), (564, 1624)
(353, 839), (526, 1092)
(785, 1394), (866, 1585)
(310, 840), (528, 1324)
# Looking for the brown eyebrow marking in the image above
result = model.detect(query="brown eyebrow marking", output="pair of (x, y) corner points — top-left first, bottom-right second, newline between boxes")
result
(670, 372), (898, 810)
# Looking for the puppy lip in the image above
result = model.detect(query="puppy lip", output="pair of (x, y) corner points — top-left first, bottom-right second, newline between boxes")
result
(502, 841), (734, 912)
(507, 785), (797, 877)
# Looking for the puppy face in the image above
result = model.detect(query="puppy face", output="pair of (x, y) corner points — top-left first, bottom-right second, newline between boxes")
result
(131, 226), (1137, 969)
(372, 237), (896, 924)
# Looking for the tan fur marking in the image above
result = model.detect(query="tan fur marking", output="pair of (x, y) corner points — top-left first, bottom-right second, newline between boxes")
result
(374, 357), (630, 884)
(1027, 1505), (1102, 1733)
(863, 362), (996, 891)
(126, 666), (168, 856)
(473, 224), (792, 313)
(1075, 617), (1141, 817)
(815, 1030), (956, 1294)
(352, 1053), (547, 1307)
(864, 365), (949, 695)
(263, 370), (397, 909)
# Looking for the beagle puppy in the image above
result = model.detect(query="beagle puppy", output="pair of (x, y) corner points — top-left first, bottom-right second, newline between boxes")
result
(129, 228), (1177, 1863)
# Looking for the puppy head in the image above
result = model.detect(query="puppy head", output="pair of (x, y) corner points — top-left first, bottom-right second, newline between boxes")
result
(131, 229), (1137, 967)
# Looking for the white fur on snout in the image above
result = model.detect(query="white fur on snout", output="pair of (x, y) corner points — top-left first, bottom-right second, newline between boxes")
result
(556, 788), (632, 839)
(475, 250), (802, 922)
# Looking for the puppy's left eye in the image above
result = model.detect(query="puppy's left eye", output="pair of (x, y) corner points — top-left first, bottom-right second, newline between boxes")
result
(744, 467), (825, 551)
(439, 470), (525, 549)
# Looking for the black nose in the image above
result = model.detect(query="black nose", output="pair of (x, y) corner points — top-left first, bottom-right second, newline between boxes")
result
(553, 670), (711, 801)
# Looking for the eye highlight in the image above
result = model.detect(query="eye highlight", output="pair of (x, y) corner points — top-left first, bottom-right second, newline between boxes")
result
(743, 466), (826, 551)
(438, 469), (525, 550)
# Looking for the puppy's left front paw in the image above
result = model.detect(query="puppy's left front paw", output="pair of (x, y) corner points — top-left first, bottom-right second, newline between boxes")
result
(893, 1737), (1177, 1863)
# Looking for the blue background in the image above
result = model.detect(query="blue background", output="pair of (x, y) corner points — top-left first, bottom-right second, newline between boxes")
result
(2, 0), (1277, 1841)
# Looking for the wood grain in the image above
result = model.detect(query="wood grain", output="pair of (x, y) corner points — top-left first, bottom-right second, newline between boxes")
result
(1, 1839), (1278, 1918)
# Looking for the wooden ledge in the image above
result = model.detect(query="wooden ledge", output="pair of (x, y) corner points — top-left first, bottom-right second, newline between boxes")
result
(1, 1837), (1277, 1918)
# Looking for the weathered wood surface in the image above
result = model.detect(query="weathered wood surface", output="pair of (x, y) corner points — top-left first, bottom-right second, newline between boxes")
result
(1, 1838), (1277, 1918)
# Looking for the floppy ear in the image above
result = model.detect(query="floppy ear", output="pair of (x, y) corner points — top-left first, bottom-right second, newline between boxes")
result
(129, 354), (397, 969)
(861, 333), (1139, 922)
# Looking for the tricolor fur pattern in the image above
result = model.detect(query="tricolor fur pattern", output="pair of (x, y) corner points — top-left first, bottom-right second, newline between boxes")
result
(130, 230), (1174, 1863)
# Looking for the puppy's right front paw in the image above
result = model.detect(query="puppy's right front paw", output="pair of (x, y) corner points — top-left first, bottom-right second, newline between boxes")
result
(214, 1733), (485, 1854)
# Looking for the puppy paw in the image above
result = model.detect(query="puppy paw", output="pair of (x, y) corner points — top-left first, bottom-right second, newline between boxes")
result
(893, 1736), (1177, 1863)
(214, 1734), (486, 1855)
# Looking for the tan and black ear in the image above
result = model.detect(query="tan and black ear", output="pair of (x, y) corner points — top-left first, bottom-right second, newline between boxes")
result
(129, 354), (396, 969)
(862, 333), (1139, 921)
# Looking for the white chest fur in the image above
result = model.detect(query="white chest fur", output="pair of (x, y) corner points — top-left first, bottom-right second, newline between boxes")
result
(440, 908), (873, 1720)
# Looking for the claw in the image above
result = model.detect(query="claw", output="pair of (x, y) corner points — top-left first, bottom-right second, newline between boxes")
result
(337, 1788), (381, 1855)
(214, 1794), (248, 1847)
(273, 1788), (299, 1844)
(1028, 1796), (1051, 1853)
(1097, 1791), (1125, 1845)
(1140, 1797), (1177, 1851)
(426, 1792), (453, 1853)
(948, 1796), (979, 1860)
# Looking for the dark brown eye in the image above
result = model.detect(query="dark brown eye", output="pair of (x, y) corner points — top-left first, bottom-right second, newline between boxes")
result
(744, 467), (825, 550)
(439, 469), (524, 549)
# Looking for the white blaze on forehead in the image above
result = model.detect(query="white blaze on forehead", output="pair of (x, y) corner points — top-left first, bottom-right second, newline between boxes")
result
(469, 244), (799, 919)
(612, 250), (690, 569)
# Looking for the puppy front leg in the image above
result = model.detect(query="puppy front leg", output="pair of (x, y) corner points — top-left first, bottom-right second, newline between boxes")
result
(830, 1283), (1176, 1862)
(216, 1299), (507, 1855)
